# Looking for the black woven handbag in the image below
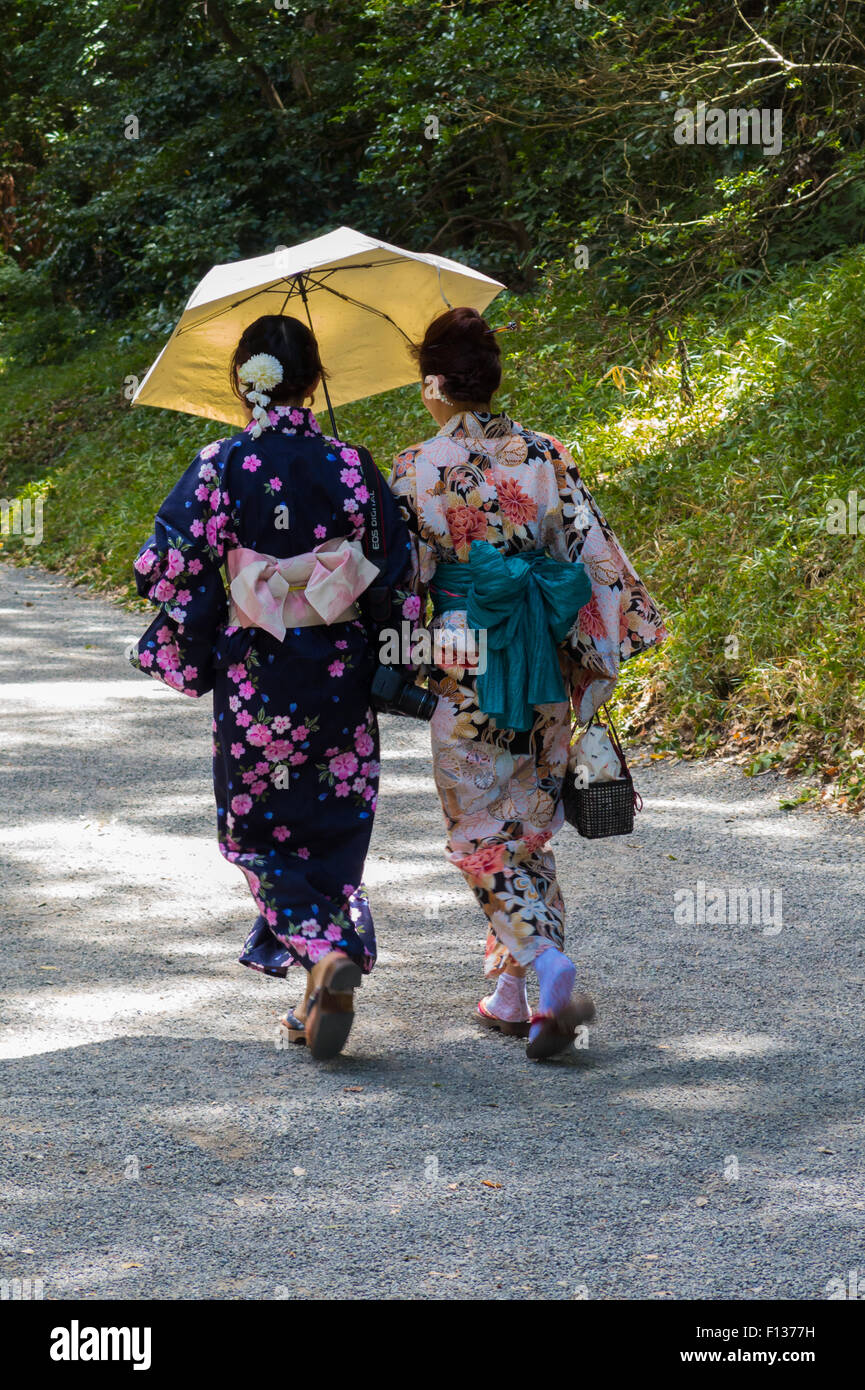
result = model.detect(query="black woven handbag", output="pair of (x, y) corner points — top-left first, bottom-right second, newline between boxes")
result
(562, 705), (642, 838)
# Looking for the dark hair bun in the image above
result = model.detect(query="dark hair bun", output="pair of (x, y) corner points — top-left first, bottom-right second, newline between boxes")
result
(410, 306), (501, 403)
(231, 315), (328, 406)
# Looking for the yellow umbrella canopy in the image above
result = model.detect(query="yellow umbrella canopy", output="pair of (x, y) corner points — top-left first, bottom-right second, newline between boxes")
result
(132, 226), (505, 432)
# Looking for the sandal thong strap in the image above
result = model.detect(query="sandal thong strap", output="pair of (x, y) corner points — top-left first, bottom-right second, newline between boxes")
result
(528, 1010), (575, 1038)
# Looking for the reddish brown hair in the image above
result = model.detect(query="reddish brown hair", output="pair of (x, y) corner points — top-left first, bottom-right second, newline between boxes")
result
(410, 306), (502, 403)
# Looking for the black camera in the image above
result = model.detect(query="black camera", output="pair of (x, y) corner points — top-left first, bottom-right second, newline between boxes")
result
(370, 664), (438, 722)
(362, 581), (437, 720)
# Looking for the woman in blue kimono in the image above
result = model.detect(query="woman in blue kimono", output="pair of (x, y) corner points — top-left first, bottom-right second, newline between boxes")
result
(131, 315), (412, 1059)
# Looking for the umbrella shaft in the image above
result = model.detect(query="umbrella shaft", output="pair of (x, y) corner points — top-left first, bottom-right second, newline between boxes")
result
(297, 274), (339, 438)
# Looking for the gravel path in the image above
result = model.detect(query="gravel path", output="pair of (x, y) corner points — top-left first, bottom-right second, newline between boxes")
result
(1, 560), (863, 1302)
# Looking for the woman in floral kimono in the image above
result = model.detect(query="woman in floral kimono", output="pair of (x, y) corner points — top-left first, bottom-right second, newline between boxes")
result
(390, 307), (667, 1060)
(132, 315), (411, 1059)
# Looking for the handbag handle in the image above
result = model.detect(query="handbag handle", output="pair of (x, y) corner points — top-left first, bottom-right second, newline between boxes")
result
(600, 705), (629, 781)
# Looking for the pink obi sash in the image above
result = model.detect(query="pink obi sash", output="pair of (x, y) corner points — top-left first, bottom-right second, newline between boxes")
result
(226, 539), (380, 641)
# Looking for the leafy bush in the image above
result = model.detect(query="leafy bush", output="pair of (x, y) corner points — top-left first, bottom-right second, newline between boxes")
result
(3, 2), (865, 314)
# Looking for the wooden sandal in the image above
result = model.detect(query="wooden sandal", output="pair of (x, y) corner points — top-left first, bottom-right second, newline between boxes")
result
(304, 951), (362, 1060)
(525, 992), (596, 1061)
(277, 1007), (307, 1046)
(476, 998), (531, 1038)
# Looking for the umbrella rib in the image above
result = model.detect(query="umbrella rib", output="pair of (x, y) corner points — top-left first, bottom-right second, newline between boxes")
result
(176, 284), (286, 333)
(177, 276), (316, 331)
(176, 262), (417, 337)
(301, 275), (414, 343)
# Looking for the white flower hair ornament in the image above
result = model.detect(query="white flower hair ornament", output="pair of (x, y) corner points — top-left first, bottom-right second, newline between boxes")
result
(237, 353), (284, 438)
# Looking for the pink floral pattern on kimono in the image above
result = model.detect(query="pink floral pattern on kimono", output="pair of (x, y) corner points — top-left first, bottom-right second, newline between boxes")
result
(132, 406), (412, 978)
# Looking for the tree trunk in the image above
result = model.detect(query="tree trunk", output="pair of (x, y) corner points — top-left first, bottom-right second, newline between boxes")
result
(204, 0), (288, 122)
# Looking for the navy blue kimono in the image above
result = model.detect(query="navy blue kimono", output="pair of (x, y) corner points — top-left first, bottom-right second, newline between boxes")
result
(132, 406), (412, 977)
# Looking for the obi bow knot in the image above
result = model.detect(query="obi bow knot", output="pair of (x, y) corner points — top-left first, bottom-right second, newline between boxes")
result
(431, 541), (591, 731)
(227, 538), (380, 640)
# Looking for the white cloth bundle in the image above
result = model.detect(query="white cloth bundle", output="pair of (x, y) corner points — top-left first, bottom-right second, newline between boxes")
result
(570, 722), (622, 783)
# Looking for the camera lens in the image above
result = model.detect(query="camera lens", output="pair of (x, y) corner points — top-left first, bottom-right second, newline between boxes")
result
(397, 681), (438, 722)
(370, 664), (437, 721)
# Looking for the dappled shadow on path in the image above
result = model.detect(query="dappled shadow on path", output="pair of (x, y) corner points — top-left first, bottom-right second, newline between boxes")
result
(1, 561), (863, 1301)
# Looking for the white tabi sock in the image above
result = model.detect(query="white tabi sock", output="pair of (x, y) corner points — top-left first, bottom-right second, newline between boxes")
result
(484, 971), (530, 1022)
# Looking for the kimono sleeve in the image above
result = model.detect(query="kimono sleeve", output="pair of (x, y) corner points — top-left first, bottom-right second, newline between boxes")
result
(546, 435), (669, 723)
(387, 445), (444, 673)
(360, 446), (416, 609)
(389, 445), (438, 606)
(130, 438), (236, 697)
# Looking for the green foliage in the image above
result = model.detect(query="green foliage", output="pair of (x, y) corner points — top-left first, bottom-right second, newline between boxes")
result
(2, 0), (864, 808)
(1, 246), (863, 806)
(2, 1), (864, 314)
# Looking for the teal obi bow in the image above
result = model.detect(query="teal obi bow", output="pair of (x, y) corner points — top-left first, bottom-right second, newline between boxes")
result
(431, 540), (592, 732)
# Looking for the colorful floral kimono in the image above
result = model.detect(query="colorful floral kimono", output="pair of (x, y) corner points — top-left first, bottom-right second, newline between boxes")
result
(390, 410), (668, 976)
(132, 406), (411, 977)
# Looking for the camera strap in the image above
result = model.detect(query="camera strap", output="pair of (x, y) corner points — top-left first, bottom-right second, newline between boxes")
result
(357, 449), (388, 572)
